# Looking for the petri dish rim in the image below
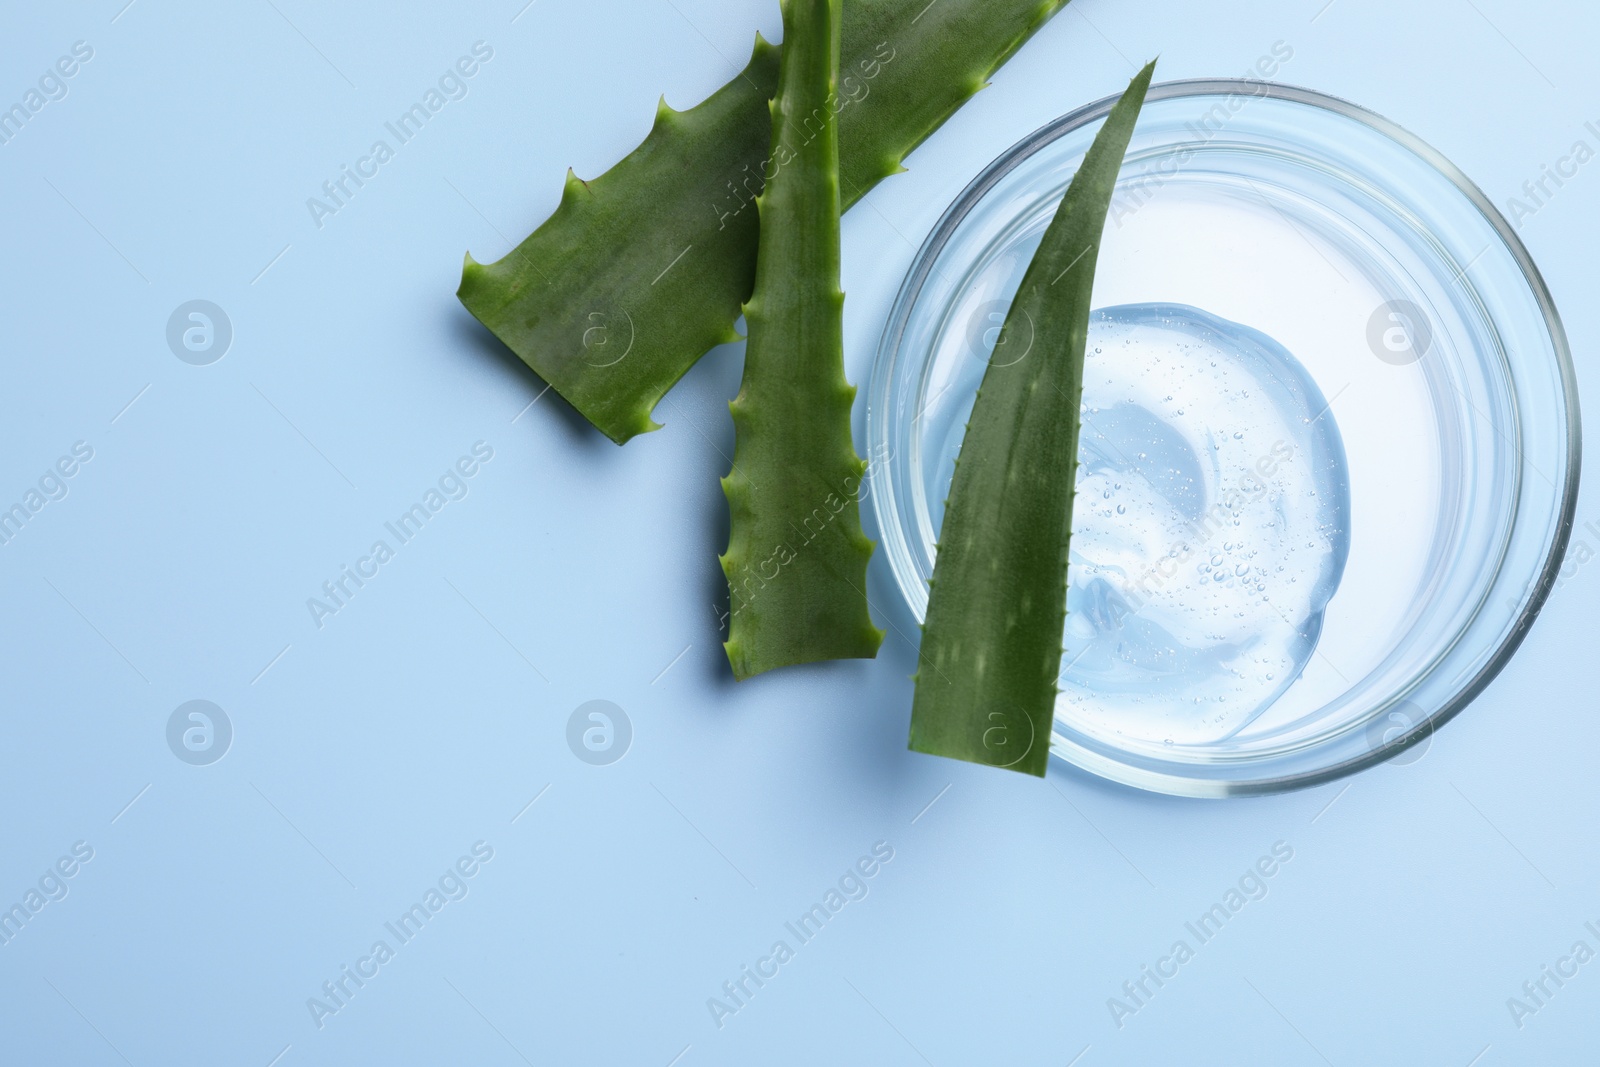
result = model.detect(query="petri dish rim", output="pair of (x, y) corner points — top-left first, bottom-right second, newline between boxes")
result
(867, 78), (1582, 797)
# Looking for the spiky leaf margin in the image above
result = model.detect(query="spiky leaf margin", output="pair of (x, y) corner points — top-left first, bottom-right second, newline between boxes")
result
(720, 0), (882, 679)
(458, 0), (1074, 444)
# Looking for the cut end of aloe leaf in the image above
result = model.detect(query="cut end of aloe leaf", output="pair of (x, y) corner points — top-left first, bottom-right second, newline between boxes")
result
(457, 250), (662, 444)
(724, 626), (885, 682)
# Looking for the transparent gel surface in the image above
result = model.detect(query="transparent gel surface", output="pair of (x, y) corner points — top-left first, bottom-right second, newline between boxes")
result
(869, 82), (1579, 795)
(1073, 306), (1348, 742)
(928, 304), (1349, 745)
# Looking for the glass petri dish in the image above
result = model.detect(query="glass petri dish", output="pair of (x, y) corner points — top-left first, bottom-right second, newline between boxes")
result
(867, 80), (1580, 797)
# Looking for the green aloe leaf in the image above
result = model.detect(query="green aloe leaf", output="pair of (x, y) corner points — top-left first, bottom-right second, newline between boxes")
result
(720, 0), (882, 680)
(908, 62), (1155, 777)
(457, 0), (1074, 444)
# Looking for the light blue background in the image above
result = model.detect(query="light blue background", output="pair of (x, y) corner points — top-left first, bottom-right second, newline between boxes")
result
(1, 0), (1595, 1064)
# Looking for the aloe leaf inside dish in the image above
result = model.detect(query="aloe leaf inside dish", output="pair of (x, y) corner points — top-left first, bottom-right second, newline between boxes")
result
(908, 62), (1155, 776)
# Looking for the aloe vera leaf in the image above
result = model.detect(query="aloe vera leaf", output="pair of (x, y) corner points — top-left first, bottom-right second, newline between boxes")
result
(908, 62), (1155, 776)
(457, 0), (1074, 444)
(720, 0), (883, 680)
